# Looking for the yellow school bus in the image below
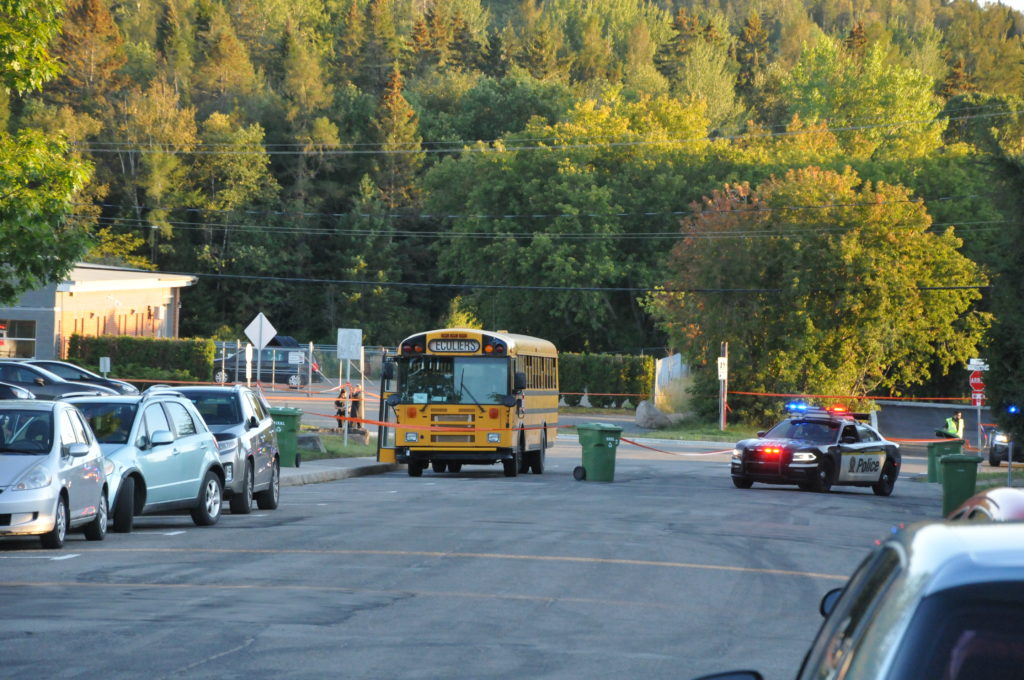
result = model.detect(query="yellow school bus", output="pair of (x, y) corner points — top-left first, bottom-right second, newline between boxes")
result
(376, 328), (558, 477)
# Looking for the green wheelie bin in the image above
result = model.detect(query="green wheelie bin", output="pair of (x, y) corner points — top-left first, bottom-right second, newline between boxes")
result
(574, 423), (623, 482)
(927, 439), (963, 483)
(270, 406), (304, 467)
(940, 453), (984, 516)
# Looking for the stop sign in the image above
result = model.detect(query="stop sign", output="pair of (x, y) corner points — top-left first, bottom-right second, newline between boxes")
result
(969, 370), (985, 391)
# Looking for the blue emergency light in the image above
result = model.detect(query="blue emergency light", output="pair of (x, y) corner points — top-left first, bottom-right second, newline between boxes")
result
(785, 401), (809, 412)
(1009, 405), (1020, 415)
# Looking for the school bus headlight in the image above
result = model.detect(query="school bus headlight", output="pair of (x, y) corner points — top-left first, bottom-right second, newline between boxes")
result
(487, 433), (500, 443)
(405, 432), (418, 442)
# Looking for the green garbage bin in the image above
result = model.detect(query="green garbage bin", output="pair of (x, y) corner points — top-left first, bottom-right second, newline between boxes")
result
(574, 423), (622, 482)
(940, 453), (984, 516)
(270, 407), (303, 467)
(927, 439), (963, 483)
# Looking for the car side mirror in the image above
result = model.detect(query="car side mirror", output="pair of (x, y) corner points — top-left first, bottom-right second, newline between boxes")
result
(247, 416), (259, 429)
(65, 442), (90, 458)
(756, 431), (766, 438)
(385, 394), (400, 407)
(690, 672), (764, 680)
(513, 371), (527, 392)
(150, 430), (174, 446)
(820, 587), (844, 617)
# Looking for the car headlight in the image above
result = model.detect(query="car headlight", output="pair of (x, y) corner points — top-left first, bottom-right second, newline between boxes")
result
(792, 452), (817, 463)
(995, 434), (1009, 445)
(405, 432), (418, 443)
(488, 433), (500, 443)
(731, 448), (742, 462)
(218, 438), (240, 456)
(13, 463), (53, 491)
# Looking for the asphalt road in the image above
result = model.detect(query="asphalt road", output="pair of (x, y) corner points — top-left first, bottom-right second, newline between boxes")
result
(0, 441), (944, 680)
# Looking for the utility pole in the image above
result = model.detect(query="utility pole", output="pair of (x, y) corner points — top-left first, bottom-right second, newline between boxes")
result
(718, 342), (729, 431)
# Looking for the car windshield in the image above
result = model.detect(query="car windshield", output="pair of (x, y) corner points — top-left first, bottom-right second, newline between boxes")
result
(180, 392), (240, 425)
(764, 419), (840, 444)
(76, 402), (138, 444)
(37, 362), (91, 380)
(397, 356), (509, 405)
(0, 410), (53, 454)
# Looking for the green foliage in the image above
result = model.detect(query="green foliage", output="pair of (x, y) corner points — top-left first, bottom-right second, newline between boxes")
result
(559, 352), (653, 408)
(0, 130), (93, 304)
(0, 0), (64, 93)
(648, 166), (990, 421)
(67, 334), (216, 381)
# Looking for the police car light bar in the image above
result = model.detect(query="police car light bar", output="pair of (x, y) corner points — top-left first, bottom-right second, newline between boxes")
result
(785, 401), (809, 412)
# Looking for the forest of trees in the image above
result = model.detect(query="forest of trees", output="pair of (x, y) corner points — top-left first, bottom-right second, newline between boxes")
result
(6, 0), (1024, 419)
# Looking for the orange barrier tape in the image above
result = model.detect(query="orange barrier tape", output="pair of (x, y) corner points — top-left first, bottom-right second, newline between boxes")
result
(619, 436), (732, 457)
(730, 390), (971, 402)
(307, 410), (574, 434)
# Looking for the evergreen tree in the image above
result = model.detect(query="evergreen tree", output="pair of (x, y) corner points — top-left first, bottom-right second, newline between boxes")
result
(844, 20), (868, 62)
(737, 9), (769, 100)
(371, 67), (424, 210)
(155, 0), (194, 97)
(193, 4), (258, 113)
(48, 0), (128, 116)
(941, 54), (976, 98)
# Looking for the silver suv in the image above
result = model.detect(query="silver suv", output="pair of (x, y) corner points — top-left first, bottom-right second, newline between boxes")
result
(176, 385), (280, 514)
(67, 391), (224, 532)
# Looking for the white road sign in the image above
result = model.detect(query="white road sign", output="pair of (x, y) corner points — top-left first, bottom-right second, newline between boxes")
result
(337, 328), (363, 360)
(245, 313), (277, 350)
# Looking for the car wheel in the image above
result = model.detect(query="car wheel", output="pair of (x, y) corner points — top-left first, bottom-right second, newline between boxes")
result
(504, 449), (520, 477)
(190, 471), (223, 526)
(448, 463), (462, 473)
(573, 465), (586, 481)
(872, 460), (897, 497)
(214, 369), (230, 384)
(83, 491), (108, 541)
(229, 462), (254, 514)
(112, 476), (135, 533)
(287, 374), (303, 388)
(989, 447), (1002, 467)
(40, 496), (68, 549)
(732, 476), (754, 489)
(431, 461), (447, 473)
(255, 458), (280, 510)
(407, 461), (424, 477)
(811, 460), (834, 493)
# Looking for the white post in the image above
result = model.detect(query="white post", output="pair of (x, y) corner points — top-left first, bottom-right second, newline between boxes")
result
(343, 358), (350, 446)
(307, 341), (314, 397)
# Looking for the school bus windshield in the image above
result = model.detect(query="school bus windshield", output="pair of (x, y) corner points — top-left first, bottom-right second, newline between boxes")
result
(398, 356), (509, 405)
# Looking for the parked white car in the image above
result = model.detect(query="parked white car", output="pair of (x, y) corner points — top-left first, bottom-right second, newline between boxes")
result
(0, 400), (108, 548)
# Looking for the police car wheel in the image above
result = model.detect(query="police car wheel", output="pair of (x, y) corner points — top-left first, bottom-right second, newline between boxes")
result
(811, 460), (834, 493)
(989, 448), (1002, 467)
(732, 476), (753, 489)
(872, 460), (897, 497)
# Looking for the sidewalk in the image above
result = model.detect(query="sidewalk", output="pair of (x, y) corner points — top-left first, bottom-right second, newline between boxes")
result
(280, 457), (399, 487)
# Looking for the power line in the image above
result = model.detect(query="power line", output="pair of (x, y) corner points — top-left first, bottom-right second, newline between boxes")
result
(65, 108), (1024, 157)
(172, 269), (990, 293)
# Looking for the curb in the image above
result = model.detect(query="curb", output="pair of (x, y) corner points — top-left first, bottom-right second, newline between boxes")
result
(281, 463), (400, 487)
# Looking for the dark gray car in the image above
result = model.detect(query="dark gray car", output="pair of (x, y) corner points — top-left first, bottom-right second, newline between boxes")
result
(27, 360), (139, 395)
(175, 385), (280, 514)
(0, 361), (118, 399)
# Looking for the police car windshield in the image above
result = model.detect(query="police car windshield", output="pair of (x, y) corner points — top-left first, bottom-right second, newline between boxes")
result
(765, 419), (839, 444)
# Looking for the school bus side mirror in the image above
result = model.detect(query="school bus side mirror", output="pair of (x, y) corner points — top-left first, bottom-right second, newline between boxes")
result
(513, 372), (527, 392)
(382, 359), (394, 380)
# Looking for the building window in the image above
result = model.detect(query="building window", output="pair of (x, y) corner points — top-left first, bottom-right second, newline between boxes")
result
(0, 319), (36, 358)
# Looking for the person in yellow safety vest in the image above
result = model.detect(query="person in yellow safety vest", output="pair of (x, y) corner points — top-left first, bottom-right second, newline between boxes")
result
(941, 411), (965, 439)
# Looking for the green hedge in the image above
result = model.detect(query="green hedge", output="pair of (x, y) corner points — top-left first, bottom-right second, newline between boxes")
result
(67, 335), (215, 381)
(559, 353), (654, 408)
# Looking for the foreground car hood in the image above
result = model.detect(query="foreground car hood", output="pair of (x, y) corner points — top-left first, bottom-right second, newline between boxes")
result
(0, 454), (44, 485)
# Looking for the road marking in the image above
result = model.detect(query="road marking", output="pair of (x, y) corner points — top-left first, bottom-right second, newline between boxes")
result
(0, 554), (78, 561)
(38, 547), (847, 581)
(0, 579), (689, 608)
(162, 531), (186, 536)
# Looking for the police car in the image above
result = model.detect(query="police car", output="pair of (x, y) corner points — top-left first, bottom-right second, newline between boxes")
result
(731, 404), (901, 495)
